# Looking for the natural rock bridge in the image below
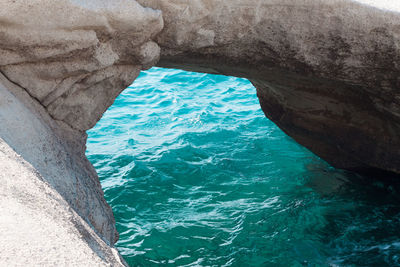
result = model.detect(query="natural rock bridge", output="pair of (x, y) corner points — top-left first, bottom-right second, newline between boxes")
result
(1, 0), (400, 265)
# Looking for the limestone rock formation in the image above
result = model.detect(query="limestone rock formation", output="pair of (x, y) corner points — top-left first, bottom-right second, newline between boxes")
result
(0, 0), (163, 263)
(0, 137), (125, 266)
(137, 0), (400, 173)
(0, 0), (163, 131)
(1, 0), (400, 265)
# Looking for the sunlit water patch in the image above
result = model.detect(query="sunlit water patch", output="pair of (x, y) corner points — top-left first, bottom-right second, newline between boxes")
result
(87, 67), (400, 266)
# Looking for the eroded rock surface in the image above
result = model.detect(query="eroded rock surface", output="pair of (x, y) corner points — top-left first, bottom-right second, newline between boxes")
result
(1, 0), (400, 265)
(0, 137), (126, 266)
(0, 0), (163, 261)
(0, 0), (163, 130)
(137, 0), (400, 173)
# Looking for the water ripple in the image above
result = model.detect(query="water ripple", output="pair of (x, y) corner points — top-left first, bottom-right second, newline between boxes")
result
(87, 67), (400, 266)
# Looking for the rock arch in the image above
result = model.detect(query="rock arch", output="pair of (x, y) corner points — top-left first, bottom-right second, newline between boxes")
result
(1, 0), (400, 265)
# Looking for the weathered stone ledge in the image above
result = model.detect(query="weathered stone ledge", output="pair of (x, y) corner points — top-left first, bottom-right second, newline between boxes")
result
(1, 0), (400, 265)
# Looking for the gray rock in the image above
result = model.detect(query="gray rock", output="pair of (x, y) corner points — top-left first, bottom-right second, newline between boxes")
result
(138, 0), (400, 173)
(0, 89), (125, 266)
(1, 0), (400, 265)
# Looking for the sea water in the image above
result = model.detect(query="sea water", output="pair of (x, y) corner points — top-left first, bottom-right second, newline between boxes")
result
(86, 67), (400, 266)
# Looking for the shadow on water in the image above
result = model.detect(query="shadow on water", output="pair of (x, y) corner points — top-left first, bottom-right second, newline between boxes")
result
(87, 67), (400, 266)
(305, 166), (400, 266)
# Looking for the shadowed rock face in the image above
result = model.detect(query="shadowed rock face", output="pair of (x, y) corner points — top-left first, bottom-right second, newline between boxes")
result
(137, 0), (400, 173)
(0, 0), (163, 131)
(0, 0), (163, 257)
(1, 0), (400, 264)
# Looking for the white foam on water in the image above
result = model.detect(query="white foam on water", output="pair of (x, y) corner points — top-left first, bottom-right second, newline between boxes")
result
(353, 0), (400, 12)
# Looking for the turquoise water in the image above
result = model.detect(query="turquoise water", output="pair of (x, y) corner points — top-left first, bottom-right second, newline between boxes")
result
(86, 67), (400, 266)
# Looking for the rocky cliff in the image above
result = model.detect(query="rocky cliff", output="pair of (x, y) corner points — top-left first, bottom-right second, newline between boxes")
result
(0, 0), (163, 264)
(1, 0), (399, 265)
(138, 0), (400, 173)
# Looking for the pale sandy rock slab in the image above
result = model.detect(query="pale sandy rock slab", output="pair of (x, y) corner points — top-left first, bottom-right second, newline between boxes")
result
(1, 0), (400, 265)
(0, 138), (125, 266)
(0, 0), (164, 247)
(0, 0), (163, 130)
(0, 73), (119, 244)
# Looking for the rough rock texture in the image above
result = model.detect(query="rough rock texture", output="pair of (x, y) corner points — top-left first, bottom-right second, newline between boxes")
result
(0, 0), (163, 131)
(1, 0), (400, 265)
(0, 0), (163, 262)
(0, 74), (127, 265)
(0, 0), (164, 238)
(0, 70), (120, 241)
(137, 0), (400, 173)
(3, 0), (399, 174)
(0, 138), (125, 266)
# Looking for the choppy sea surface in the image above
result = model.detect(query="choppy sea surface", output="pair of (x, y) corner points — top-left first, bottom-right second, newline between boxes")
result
(87, 67), (400, 266)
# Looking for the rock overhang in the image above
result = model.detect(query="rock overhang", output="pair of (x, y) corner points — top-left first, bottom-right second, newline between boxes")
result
(1, 0), (400, 264)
